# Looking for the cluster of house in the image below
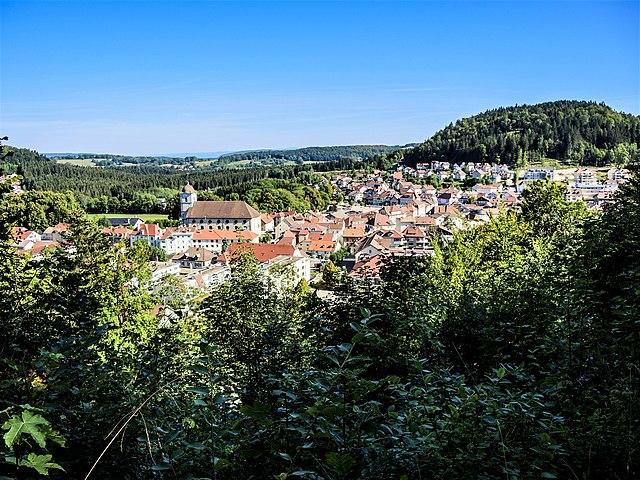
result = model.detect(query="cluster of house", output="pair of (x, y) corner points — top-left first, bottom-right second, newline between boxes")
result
(10, 163), (632, 288)
(397, 161), (631, 207)
(11, 223), (69, 256)
(564, 167), (630, 205)
(401, 161), (514, 183)
(516, 166), (630, 206)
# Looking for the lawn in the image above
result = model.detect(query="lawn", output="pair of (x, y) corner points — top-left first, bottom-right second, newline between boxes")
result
(87, 213), (170, 222)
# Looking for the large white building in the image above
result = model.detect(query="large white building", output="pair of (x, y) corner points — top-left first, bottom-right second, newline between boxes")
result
(521, 168), (555, 181)
(179, 183), (262, 234)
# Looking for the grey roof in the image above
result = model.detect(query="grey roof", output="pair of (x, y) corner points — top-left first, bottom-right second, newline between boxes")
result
(186, 201), (261, 219)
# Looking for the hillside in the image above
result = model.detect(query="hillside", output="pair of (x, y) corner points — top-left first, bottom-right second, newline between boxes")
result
(1, 146), (379, 215)
(217, 144), (410, 163)
(403, 100), (640, 167)
(39, 145), (409, 169)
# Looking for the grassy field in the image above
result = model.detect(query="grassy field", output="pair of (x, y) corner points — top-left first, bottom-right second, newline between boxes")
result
(56, 158), (98, 167)
(87, 213), (170, 222)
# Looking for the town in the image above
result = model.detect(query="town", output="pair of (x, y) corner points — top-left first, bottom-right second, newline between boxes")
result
(9, 162), (630, 291)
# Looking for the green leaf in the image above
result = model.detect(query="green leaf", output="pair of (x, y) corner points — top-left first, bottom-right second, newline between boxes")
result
(2, 411), (49, 449)
(186, 442), (206, 451)
(22, 453), (64, 476)
(325, 452), (356, 476)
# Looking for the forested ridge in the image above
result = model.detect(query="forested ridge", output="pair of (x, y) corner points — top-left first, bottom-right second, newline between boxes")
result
(217, 145), (410, 163)
(1, 162), (638, 478)
(2, 147), (390, 215)
(404, 100), (640, 167)
(43, 144), (406, 168)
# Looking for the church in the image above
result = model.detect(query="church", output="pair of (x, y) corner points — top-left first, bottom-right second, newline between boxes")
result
(179, 182), (262, 234)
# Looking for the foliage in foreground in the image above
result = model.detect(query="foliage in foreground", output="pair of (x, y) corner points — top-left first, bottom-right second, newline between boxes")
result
(0, 175), (639, 479)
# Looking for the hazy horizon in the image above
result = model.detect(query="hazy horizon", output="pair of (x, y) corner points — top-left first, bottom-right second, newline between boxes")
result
(1, 1), (638, 155)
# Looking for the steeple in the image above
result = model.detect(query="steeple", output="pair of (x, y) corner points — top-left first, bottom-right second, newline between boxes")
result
(180, 182), (197, 220)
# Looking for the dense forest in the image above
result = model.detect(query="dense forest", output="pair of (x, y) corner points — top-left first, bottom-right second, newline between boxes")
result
(404, 100), (640, 167)
(45, 145), (406, 168)
(1, 147), (396, 215)
(49, 153), (199, 168)
(217, 145), (410, 163)
(1, 165), (638, 478)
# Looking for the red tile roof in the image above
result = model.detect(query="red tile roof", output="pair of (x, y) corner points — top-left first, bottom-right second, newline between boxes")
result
(343, 226), (367, 238)
(29, 241), (60, 254)
(137, 223), (161, 236)
(223, 243), (297, 263)
(350, 255), (384, 278)
(306, 241), (337, 253)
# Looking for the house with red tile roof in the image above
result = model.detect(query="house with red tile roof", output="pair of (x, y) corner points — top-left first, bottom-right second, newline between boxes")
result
(349, 255), (384, 280)
(130, 223), (163, 247)
(172, 247), (215, 269)
(222, 242), (302, 263)
(12, 227), (41, 249)
(42, 223), (69, 242)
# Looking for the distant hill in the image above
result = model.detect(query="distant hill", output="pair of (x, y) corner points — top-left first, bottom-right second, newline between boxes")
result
(217, 144), (413, 163)
(37, 145), (412, 168)
(403, 100), (640, 167)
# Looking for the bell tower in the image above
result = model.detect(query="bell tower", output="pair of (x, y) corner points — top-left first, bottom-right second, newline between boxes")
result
(180, 182), (197, 220)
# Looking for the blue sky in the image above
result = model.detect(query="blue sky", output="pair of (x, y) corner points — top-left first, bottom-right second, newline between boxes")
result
(1, 1), (638, 155)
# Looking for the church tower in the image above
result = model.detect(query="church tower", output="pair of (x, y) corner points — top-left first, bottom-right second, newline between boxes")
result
(180, 182), (197, 220)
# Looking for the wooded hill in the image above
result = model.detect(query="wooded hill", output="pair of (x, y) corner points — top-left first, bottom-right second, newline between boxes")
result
(1, 146), (395, 215)
(45, 144), (409, 168)
(403, 100), (640, 167)
(217, 144), (410, 163)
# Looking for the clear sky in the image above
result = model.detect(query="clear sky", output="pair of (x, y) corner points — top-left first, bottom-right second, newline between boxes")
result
(1, 0), (638, 155)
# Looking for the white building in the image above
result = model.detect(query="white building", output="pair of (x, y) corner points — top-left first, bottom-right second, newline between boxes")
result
(159, 228), (194, 255)
(179, 183), (262, 234)
(574, 168), (596, 187)
(522, 168), (555, 181)
(150, 261), (180, 282)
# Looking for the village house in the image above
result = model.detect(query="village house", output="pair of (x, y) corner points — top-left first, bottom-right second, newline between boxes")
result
(607, 168), (629, 182)
(182, 264), (231, 290)
(472, 183), (502, 197)
(12, 227), (41, 249)
(522, 168), (555, 181)
(191, 229), (257, 253)
(107, 217), (144, 229)
(172, 247), (215, 269)
(574, 168), (596, 187)
(41, 223), (70, 242)
(159, 228), (194, 254)
(222, 242), (303, 262)
(149, 261), (181, 282)
(130, 223), (163, 248)
(102, 226), (135, 244)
